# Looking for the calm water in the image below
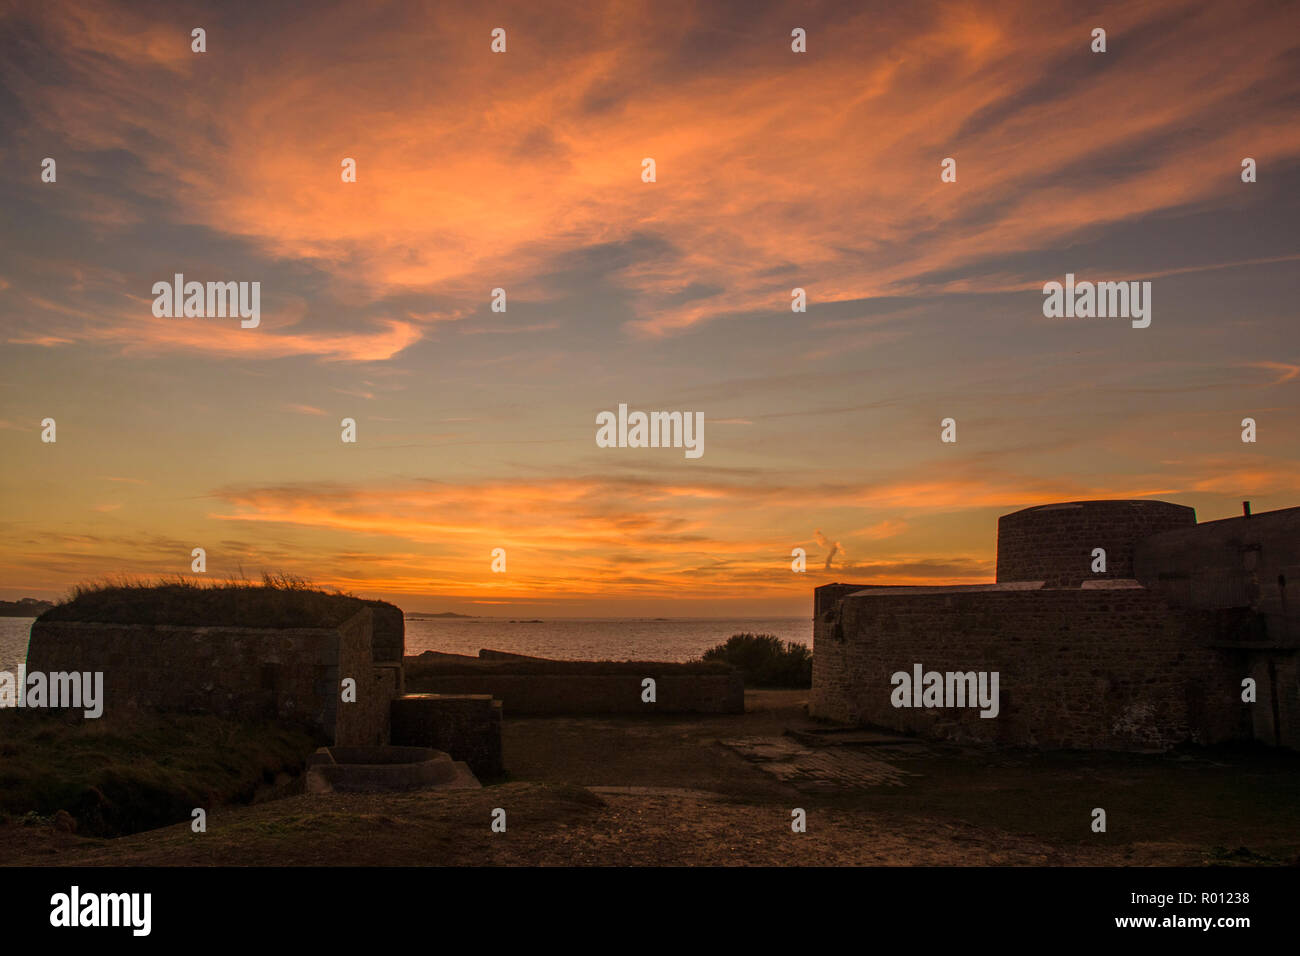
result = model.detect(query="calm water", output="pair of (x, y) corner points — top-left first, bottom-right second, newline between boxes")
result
(0, 617), (33, 676)
(404, 617), (811, 662)
(0, 616), (811, 674)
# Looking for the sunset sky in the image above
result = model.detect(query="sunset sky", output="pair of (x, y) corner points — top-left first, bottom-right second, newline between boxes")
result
(1, 0), (1297, 616)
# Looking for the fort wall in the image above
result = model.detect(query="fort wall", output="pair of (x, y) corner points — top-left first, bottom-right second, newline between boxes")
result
(1135, 507), (1300, 628)
(811, 584), (1242, 749)
(813, 499), (1299, 751)
(997, 499), (1195, 587)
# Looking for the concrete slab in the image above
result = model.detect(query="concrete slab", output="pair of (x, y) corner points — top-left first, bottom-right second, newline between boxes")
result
(719, 736), (916, 791)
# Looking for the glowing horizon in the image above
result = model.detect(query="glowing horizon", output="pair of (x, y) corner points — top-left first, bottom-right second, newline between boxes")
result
(1, 0), (1298, 616)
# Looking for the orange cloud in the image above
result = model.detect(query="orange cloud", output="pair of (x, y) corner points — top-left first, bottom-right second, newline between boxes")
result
(90, 315), (424, 362)
(9, 0), (1297, 355)
(192, 458), (1290, 599)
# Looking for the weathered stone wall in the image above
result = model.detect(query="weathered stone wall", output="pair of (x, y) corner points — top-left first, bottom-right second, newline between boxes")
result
(363, 600), (405, 664)
(404, 671), (744, 714)
(26, 607), (394, 745)
(1135, 506), (1300, 628)
(811, 584), (1243, 750)
(812, 500), (1300, 751)
(1132, 507), (1300, 750)
(1242, 652), (1300, 749)
(390, 693), (503, 778)
(997, 500), (1195, 587)
(335, 662), (401, 748)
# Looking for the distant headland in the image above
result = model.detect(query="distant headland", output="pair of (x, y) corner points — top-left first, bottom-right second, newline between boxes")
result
(0, 598), (53, 617)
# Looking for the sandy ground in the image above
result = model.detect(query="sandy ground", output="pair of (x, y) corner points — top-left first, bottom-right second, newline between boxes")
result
(3, 691), (1298, 866)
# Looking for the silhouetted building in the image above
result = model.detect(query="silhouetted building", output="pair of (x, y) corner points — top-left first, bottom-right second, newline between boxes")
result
(812, 500), (1299, 750)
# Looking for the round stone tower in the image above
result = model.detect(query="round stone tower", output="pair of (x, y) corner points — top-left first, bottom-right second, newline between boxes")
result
(996, 499), (1195, 587)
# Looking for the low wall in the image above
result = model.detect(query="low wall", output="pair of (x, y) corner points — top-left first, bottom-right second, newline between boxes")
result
(811, 585), (1243, 750)
(404, 662), (744, 714)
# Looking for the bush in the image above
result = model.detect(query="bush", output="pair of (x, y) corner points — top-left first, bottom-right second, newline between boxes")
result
(699, 633), (812, 688)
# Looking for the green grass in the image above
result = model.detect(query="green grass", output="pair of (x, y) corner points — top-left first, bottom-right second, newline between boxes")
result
(39, 574), (365, 629)
(0, 709), (317, 837)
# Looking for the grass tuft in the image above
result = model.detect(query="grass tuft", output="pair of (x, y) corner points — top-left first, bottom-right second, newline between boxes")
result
(41, 575), (363, 629)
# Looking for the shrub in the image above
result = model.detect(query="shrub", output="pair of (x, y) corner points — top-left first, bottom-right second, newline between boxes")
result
(699, 633), (812, 688)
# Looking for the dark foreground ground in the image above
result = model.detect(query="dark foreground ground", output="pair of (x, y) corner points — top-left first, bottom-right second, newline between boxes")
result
(3, 690), (1299, 866)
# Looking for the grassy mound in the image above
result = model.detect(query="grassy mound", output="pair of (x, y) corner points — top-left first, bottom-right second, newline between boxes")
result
(39, 575), (364, 629)
(0, 709), (317, 837)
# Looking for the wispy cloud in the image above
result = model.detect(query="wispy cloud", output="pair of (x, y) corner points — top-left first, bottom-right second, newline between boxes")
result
(1, 0), (1296, 612)
(5, 0), (1297, 355)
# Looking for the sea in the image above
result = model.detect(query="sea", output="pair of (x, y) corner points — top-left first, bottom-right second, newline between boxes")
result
(0, 616), (812, 676)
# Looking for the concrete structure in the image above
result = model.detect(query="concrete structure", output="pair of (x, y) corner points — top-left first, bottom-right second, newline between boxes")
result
(363, 599), (406, 672)
(26, 585), (749, 777)
(305, 745), (479, 793)
(812, 500), (1299, 751)
(26, 595), (507, 766)
(27, 604), (391, 746)
(390, 694), (504, 778)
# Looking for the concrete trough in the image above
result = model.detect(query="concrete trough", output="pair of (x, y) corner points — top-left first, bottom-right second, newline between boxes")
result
(305, 745), (480, 793)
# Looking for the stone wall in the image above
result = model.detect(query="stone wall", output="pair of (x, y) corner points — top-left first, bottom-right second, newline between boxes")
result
(363, 599), (405, 664)
(997, 500), (1195, 587)
(26, 606), (394, 746)
(337, 662), (401, 748)
(811, 499), (1300, 751)
(1242, 652), (1300, 748)
(405, 670), (744, 714)
(1135, 506), (1300, 627)
(1134, 506), (1300, 749)
(811, 583), (1243, 750)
